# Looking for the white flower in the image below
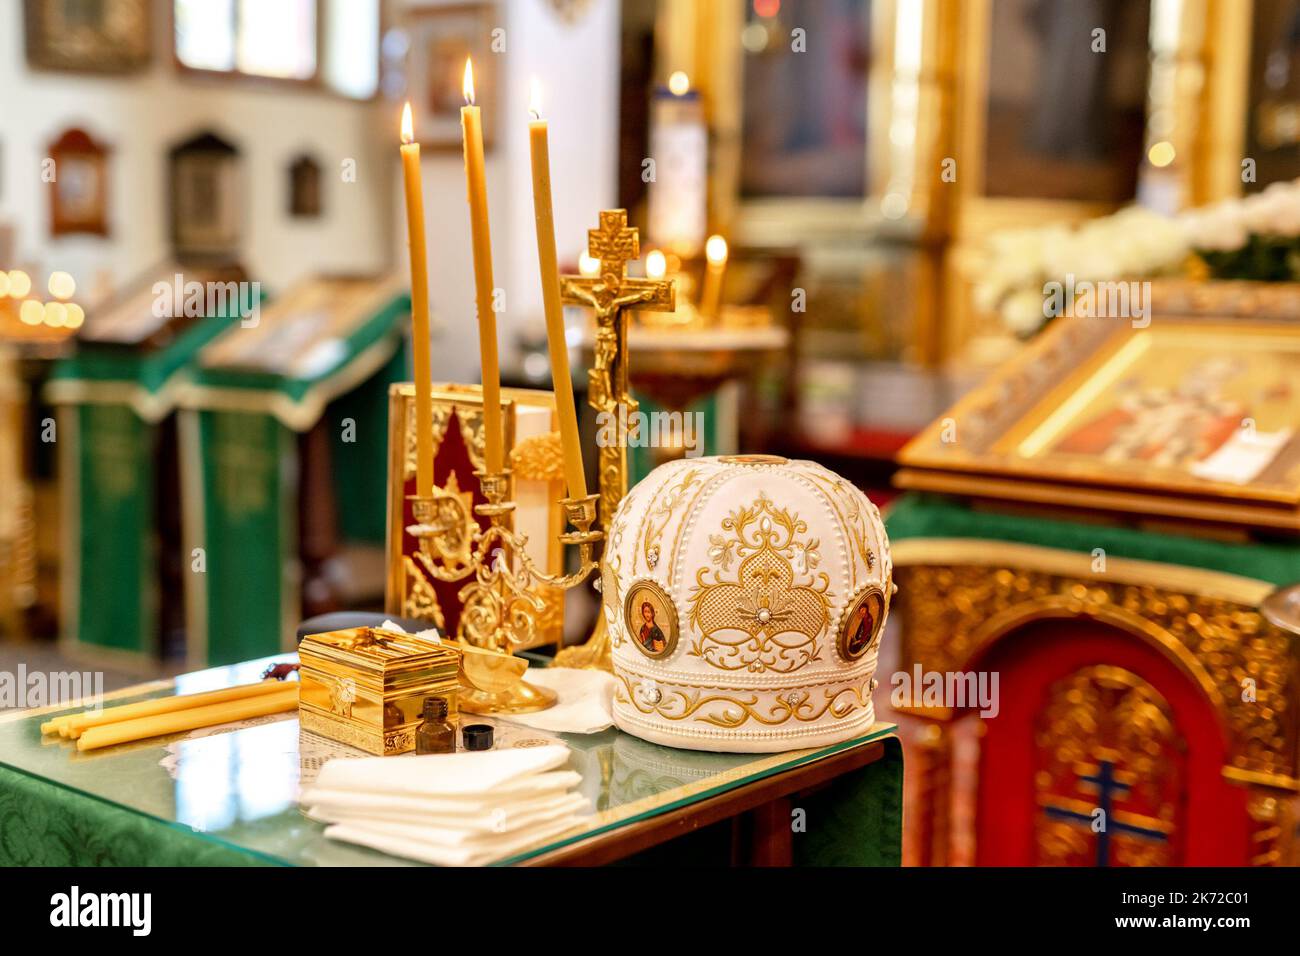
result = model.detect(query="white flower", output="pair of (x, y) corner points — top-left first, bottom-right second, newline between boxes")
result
(1002, 289), (1048, 336)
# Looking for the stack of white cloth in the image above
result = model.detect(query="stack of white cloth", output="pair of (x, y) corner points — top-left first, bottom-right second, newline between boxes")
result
(301, 744), (587, 865)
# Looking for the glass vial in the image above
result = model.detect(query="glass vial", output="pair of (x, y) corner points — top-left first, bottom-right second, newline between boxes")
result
(415, 696), (455, 754)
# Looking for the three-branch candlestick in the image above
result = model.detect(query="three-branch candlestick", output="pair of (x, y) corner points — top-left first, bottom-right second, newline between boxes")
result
(406, 469), (602, 714)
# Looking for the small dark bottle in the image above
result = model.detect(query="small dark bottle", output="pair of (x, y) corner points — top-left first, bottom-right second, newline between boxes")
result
(415, 696), (455, 754)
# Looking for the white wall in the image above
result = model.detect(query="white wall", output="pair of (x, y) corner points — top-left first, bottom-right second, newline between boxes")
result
(0, 0), (622, 385)
(0, 0), (389, 299)
(400, 0), (621, 382)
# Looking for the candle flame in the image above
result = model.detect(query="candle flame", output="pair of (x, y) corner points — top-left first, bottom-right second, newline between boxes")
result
(463, 58), (476, 106)
(529, 77), (542, 121)
(646, 250), (667, 280)
(668, 71), (691, 96)
(400, 102), (414, 144)
(706, 234), (729, 266)
(579, 251), (600, 277)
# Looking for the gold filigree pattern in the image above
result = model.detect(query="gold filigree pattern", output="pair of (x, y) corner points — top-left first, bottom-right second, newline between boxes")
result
(638, 466), (702, 573)
(803, 469), (877, 585)
(403, 401), (452, 481)
(1034, 665), (1180, 866)
(604, 515), (629, 649)
(895, 562), (1298, 780)
(687, 493), (830, 673)
(613, 672), (872, 727)
(401, 556), (445, 629)
(455, 407), (487, 472)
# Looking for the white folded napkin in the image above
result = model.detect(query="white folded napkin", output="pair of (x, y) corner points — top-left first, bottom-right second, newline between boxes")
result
(308, 791), (589, 836)
(325, 812), (585, 866)
(305, 787), (585, 828)
(300, 770), (582, 818)
(493, 667), (616, 734)
(310, 743), (570, 797)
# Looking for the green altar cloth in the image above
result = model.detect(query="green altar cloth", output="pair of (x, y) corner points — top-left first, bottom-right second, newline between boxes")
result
(177, 284), (409, 666)
(0, 657), (901, 867)
(886, 492), (1300, 586)
(46, 311), (242, 664)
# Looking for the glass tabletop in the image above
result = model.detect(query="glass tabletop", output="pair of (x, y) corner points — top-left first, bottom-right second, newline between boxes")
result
(0, 654), (896, 866)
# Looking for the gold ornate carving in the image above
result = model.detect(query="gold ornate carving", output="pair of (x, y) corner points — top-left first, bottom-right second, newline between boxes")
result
(510, 431), (566, 482)
(327, 675), (356, 719)
(687, 493), (830, 673)
(401, 397), (485, 475)
(613, 672), (872, 728)
(895, 562), (1298, 780)
(1034, 665), (1180, 866)
(455, 407), (487, 472)
(560, 210), (676, 527)
(401, 555), (446, 630)
(403, 400), (452, 481)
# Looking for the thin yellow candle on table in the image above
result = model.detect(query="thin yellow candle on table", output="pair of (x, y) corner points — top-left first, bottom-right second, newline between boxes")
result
(460, 58), (505, 474)
(44, 679), (291, 738)
(400, 102), (436, 497)
(77, 687), (299, 752)
(527, 79), (587, 500)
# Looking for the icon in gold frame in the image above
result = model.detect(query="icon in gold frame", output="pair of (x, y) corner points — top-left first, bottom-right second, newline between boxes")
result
(624, 580), (678, 660)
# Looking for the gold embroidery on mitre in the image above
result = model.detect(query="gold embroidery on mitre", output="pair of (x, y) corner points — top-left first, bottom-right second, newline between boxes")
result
(639, 466), (703, 573)
(600, 515), (631, 648)
(614, 672), (871, 727)
(687, 493), (831, 673)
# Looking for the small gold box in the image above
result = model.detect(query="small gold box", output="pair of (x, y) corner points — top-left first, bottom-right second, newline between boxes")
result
(298, 627), (461, 756)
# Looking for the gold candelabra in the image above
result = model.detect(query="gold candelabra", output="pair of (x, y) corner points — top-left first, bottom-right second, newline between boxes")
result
(407, 469), (602, 714)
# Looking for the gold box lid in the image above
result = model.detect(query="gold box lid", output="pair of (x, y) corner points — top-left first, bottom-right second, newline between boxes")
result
(298, 627), (459, 682)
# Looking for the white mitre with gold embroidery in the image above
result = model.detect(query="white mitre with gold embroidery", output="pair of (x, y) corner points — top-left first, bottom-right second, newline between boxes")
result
(603, 454), (892, 752)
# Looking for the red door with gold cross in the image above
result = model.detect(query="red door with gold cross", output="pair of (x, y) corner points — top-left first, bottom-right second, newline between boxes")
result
(974, 618), (1249, 866)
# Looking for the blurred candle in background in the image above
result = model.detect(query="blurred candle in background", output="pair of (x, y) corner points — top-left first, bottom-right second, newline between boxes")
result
(701, 234), (728, 319)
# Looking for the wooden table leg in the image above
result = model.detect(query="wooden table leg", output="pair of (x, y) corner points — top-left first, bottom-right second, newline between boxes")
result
(736, 796), (794, 866)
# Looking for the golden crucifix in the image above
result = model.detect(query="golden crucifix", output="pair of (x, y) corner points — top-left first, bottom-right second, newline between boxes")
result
(552, 210), (674, 670)
(560, 209), (674, 527)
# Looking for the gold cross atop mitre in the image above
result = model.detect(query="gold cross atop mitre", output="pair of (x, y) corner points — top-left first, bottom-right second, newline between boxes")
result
(560, 209), (676, 315)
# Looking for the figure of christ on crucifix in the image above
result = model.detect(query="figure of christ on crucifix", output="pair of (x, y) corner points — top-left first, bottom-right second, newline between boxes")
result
(560, 210), (675, 527)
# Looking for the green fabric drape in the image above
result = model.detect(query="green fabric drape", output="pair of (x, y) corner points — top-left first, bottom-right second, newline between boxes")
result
(51, 310), (242, 660)
(328, 346), (408, 545)
(71, 404), (157, 654)
(193, 409), (294, 666)
(183, 296), (409, 664)
(0, 766), (273, 866)
(886, 493), (1300, 586)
